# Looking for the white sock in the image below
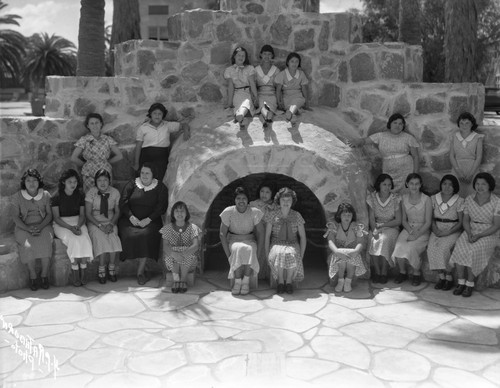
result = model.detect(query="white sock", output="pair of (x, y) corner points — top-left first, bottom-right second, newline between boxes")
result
(445, 274), (452, 281)
(465, 281), (474, 287)
(458, 279), (465, 285)
(439, 273), (445, 280)
(71, 264), (79, 271)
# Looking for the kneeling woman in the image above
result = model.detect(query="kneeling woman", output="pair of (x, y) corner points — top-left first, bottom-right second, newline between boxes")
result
(220, 187), (264, 295)
(265, 187), (306, 294)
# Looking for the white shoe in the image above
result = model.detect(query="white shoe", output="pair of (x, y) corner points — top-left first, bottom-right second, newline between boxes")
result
(232, 279), (242, 295)
(344, 278), (352, 293)
(335, 278), (344, 292)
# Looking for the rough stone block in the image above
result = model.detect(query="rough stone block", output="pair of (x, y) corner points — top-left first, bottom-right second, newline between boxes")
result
(161, 75), (180, 89)
(199, 82), (223, 102)
(125, 86), (146, 105)
(110, 123), (135, 144)
(318, 83), (340, 108)
(167, 14), (182, 41)
(429, 152), (452, 172)
(179, 43), (204, 62)
(210, 42), (232, 65)
(448, 96), (469, 123)
(172, 85), (198, 102)
(393, 93), (411, 116)
(379, 52), (404, 80)
(156, 50), (177, 61)
(360, 93), (385, 115)
(73, 98), (96, 117)
(45, 98), (61, 114)
(137, 50), (156, 76)
(187, 10), (213, 39)
(181, 61), (209, 84)
(350, 53), (376, 82)
(318, 21), (330, 51)
(37, 121), (60, 139)
(416, 97), (445, 115)
(338, 61), (348, 82)
(270, 15), (292, 45)
(332, 13), (352, 42)
(294, 28), (315, 52)
(216, 19), (242, 42)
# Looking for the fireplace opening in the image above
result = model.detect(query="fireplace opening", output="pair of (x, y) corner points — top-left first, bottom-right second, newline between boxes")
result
(203, 173), (328, 273)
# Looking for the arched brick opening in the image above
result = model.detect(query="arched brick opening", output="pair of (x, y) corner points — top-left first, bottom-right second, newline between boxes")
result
(203, 173), (328, 272)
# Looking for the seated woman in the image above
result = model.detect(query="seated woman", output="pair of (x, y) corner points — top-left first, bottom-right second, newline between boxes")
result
(326, 203), (367, 293)
(219, 187), (264, 295)
(12, 169), (53, 291)
(85, 169), (122, 284)
(275, 52), (309, 125)
(224, 46), (258, 130)
(392, 173), (432, 286)
(52, 169), (93, 286)
(255, 44), (279, 129)
(449, 172), (500, 297)
(264, 187), (306, 294)
(366, 174), (401, 284)
(119, 162), (168, 285)
(160, 201), (200, 294)
(427, 174), (464, 291)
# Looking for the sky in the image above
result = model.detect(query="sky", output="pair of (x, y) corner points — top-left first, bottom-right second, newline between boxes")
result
(7, 0), (362, 47)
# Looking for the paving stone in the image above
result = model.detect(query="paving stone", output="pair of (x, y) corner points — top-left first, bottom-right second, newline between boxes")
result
(318, 327), (342, 336)
(6, 324), (74, 343)
(162, 365), (217, 387)
(483, 362), (500, 385)
(88, 373), (161, 388)
(304, 327), (318, 340)
(6, 374), (93, 388)
(449, 308), (500, 329)
(162, 326), (218, 342)
(128, 349), (187, 376)
(39, 328), (99, 350)
(140, 311), (198, 328)
(234, 328), (303, 353)
(0, 314), (22, 332)
(263, 290), (329, 314)
(420, 288), (500, 310)
(186, 340), (262, 363)
(328, 293), (377, 309)
(482, 289), (500, 302)
(83, 277), (151, 293)
(88, 292), (145, 318)
(200, 290), (264, 313)
(289, 344), (316, 357)
(182, 304), (245, 321)
(210, 325), (242, 339)
(434, 367), (498, 388)
(252, 289), (276, 299)
(310, 336), (370, 369)
(243, 310), (320, 333)
(246, 352), (286, 378)
(135, 289), (199, 311)
(78, 317), (163, 333)
(358, 301), (455, 333)
(313, 367), (386, 387)
(24, 302), (89, 325)
(70, 347), (128, 373)
(186, 278), (219, 294)
(286, 357), (340, 381)
(213, 355), (247, 381)
(0, 296), (32, 315)
(0, 346), (23, 373)
(372, 349), (431, 381)
(103, 329), (174, 351)
(7, 287), (97, 301)
(204, 319), (263, 331)
(427, 318), (498, 345)
(368, 345), (385, 353)
(409, 338), (500, 371)
(316, 304), (365, 328)
(340, 322), (419, 348)
(373, 289), (419, 304)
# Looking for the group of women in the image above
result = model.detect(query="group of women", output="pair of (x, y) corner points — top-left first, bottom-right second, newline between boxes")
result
(224, 45), (309, 130)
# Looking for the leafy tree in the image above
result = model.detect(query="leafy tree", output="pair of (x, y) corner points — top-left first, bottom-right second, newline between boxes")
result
(0, 1), (27, 85)
(77, 0), (105, 76)
(398, 0), (421, 45)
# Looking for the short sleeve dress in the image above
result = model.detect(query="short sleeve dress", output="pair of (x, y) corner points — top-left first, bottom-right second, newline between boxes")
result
(255, 65), (279, 113)
(160, 222), (201, 272)
(327, 222), (367, 279)
(274, 68), (308, 111)
(51, 190), (93, 263)
(392, 193), (431, 269)
(13, 189), (54, 264)
(368, 131), (419, 192)
(85, 186), (122, 258)
(75, 134), (117, 192)
(451, 131), (485, 197)
(265, 209), (305, 282)
(366, 192), (401, 266)
(449, 194), (500, 276)
(224, 64), (256, 116)
(426, 194), (464, 271)
(220, 205), (263, 279)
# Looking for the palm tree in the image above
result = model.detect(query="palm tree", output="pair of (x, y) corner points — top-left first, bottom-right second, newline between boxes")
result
(77, 0), (105, 76)
(0, 1), (27, 85)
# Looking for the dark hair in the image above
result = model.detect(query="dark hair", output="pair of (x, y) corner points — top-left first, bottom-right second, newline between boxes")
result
(94, 169), (111, 185)
(405, 173), (424, 191)
(285, 52), (301, 68)
(20, 168), (44, 190)
(234, 186), (250, 201)
(374, 173), (394, 192)
(386, 113), (406, 131)
(58, 169), (82, 193)
(170, 201), (191, 223)
(473, 172), (496, 192)
(231, 46), (250, 66)
(334, 202), (357, 223)
(440, 174), (460, 195)
(274, 187), (297, 206)
(256, 181), (276, 201)
(147, 103), (167, 120)
(84, 113), (104, 129)
(139, 162), (157, 179)
(457, 112), (478, 131)
(260, 44), (275, 59)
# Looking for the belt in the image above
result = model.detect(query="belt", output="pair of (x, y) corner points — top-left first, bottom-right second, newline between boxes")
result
(235, 86), (249, 90)
(435, 218), (459, 223)
(383, 153), (407, 160)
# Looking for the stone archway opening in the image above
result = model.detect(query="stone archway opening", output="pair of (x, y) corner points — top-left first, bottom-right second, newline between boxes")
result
(203, 173), (328, 273)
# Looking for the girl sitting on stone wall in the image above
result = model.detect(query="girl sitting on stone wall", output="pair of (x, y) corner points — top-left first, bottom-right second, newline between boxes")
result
(255, 44), (279, 129)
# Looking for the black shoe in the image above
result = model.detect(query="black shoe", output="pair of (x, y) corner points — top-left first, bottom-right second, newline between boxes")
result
(285, 283), (294, 294)
(462, 286), (473, 297)
(29, 279), (38, 291)
(379, 275), (388, 284)
(108, 270), (117, 282)
(453, 284), (465, 295)
(277, 283), (285, 294)
(394, 273), (408, 284)
(41, 277), (49, 290)
(412, 275), (421, 286)
(99, 273), (107, 284)
(179, 282), (187, 293)
(172, 282), (179, 293)
(434, 279), (445, 290)
(371, 274), (380, 283)
(442, 280), (454, 291)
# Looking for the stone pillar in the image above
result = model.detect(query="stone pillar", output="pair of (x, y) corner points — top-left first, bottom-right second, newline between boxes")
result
(220, 0), (319, 14)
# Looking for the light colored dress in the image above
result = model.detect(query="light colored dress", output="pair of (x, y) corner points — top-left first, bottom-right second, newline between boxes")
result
(13, 189), (54, 264)
(366, 192), (401, 266)
(449, 194), (500, 276)
(266, 209), (305, 282)
(368, 131), (419, 193)
(255, 65), (278, 113)
(220, 205), (263, 279)
(75, 134), (117, 192)
(224, 64), (255, 116)
(160, 223), (200, 272)
(85, 186), (122, 258)
(392, 193), (431, 269)
(427, 194), (464, 271)
(274, 68), (308, 110)
(451, 131), (484, 197)
(327, 222), (367, 279)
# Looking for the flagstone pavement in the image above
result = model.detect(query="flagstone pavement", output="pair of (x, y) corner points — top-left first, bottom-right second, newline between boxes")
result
(1, 269), (499, 388)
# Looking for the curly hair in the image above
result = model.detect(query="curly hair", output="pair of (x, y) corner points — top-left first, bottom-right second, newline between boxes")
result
(473, 172), (496, 192)
(457, 112), (478, 131)
(260, 44), (275, 59)
(84, 113), (104, 129)
(234, 186), (250, 201)
(374, 173), (394, 192)
(20, 168), (44, 190)
(147, 103), (167, 120)
(386, 113), (406, 131)
(285, 52), (301, 68)
(274, 187), (297, 206)
(440, 174), (460, 195)
(58, 169), (82, 193)
(334, 202), (357, 223)
(256, 181), (276, 201)
(170, 201), (191, 223)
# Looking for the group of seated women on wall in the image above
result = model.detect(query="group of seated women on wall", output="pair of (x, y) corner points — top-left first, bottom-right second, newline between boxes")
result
(224, 45), (309, 130)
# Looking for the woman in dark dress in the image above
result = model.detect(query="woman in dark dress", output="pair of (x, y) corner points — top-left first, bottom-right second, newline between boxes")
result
(119, 162), (168, 285)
